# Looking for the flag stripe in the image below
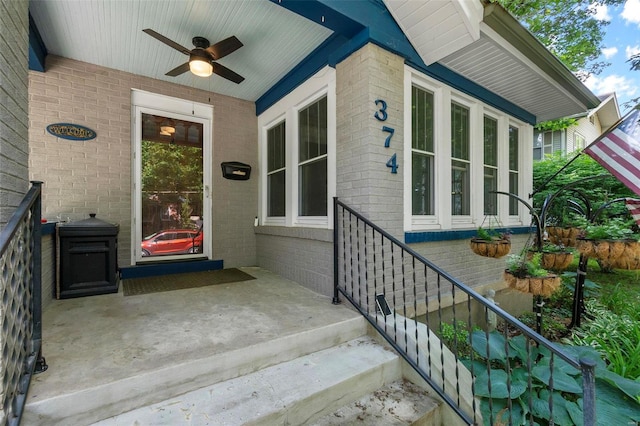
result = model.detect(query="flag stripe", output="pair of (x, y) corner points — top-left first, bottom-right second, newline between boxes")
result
(626, 198), (640, 226)
(585, 106), (640, 197)
(585, 129), (640, 195)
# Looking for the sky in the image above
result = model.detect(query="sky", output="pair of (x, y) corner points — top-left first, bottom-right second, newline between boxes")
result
(584, 0), (640, 114)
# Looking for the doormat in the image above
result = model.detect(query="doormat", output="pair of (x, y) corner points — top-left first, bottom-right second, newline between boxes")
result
(122, 268), (255, 296)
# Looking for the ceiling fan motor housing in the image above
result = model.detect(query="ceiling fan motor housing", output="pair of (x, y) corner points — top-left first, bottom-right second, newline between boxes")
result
(192, 36), (210, 49)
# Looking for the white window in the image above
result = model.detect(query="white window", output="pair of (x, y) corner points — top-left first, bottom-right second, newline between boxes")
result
(404, 67), (531, 231)
(508, 125), (520, 216)
(411, 85), (435, 216)
(574, 131), (586, 151)
(483, 116), (498, 215)
(298, 97), (328, 216)
(451, 102), (470, 216)
(258, 67), (336, 228)
(267, 121), (286, 217)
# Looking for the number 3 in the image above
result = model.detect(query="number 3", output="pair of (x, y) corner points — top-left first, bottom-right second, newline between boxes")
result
(374, 99), (387, 121)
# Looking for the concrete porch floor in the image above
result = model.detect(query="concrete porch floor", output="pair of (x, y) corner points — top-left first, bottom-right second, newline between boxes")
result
(25, 267), (361, 422)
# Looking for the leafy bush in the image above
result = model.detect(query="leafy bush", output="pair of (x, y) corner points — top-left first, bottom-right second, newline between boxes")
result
(466, 331), (640, 425)
(505, 252), (549, 278)
(569, 300), (640, 380)
(439, 320), (473, 358)
(580, 217), (639, 240)
(533, 153), (633, 226)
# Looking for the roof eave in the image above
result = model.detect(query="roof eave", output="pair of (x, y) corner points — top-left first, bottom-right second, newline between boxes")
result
(482, 2), (600, 111)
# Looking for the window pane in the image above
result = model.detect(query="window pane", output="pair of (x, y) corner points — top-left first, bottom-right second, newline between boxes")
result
(509, 126), (519, 171)
(451, 103), (469, 160)
(268, 170), (285, 217)
(412, 86), (434, 152)
(509, 125), (519, 214)
(484, 116), (497, 167)
(267, 122), (285, 172)
(451, 160), (470, 215)
(484, 166), (497, 215)
(299, 158), (327, 216)
(412, 152), (434, 215)
(299, 97), (327, 162)
(267, 121), (286, 217)
(509, 172), (518, 215)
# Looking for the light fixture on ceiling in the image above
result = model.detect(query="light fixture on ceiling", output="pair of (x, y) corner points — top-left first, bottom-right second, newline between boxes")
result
(189, 50), (213, 77)
(159, 129), (172, 136)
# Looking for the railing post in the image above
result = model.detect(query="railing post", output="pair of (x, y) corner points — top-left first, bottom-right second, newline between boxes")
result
(332, 197), (340, 304)
(580, 357), (596, 426)
(30, 181), (48, 373)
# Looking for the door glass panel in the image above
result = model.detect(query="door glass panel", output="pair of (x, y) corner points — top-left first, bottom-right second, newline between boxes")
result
(140, 113), (204, 258)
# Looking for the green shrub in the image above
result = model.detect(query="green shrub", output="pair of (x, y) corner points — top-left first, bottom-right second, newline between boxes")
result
(466, 330), (640, 425)
(581, 217), (638, 240)
(569, 300), (640, 380)
(439, 320), (472, 358)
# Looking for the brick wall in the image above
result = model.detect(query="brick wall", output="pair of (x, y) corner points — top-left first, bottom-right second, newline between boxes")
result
(0, 0), (29, 227)
(335, 43), (405, 239)
(28, 55), (257, 268)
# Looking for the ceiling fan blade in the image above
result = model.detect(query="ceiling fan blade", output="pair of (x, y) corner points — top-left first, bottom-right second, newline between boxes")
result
(212, 62), (245, 84)
(205, 36), (243, 60)
(165, 62), (190, 77)
(143, 29), (191, 55)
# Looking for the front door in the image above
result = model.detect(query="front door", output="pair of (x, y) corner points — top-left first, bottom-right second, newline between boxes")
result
(132, 91), (212, 263)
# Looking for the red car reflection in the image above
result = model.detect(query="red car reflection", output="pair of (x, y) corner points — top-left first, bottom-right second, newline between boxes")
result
(141, 229), (203, 256)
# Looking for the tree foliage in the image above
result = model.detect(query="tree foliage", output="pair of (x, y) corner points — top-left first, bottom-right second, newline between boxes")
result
(532, 152), (634, 226)
(496, 0), (625, 80)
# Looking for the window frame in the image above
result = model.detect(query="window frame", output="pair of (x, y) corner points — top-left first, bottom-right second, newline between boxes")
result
(258, 67), (336, 229)
(404, 67), (531, 231)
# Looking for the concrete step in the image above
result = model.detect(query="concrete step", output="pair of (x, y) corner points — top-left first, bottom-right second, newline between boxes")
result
(24, 316), (368, 426)
(310, 379), (441, 426)
(92, 336), (412, 425)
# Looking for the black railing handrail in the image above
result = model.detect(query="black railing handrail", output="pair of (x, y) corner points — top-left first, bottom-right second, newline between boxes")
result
(334, 198), (581, 368)
(333, 197), (597, 425)
(0, 181), (43, 257)
(0, 181), (45, 426)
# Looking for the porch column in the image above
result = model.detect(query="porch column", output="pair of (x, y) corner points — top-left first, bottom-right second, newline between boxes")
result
(335, 43), (405, 239)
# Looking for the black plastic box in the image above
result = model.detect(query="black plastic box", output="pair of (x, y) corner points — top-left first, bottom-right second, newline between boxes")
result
(57, 214), (119, 299)
(221, 161), (251, 180)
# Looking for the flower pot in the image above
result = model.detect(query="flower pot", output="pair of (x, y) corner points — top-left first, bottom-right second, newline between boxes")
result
(527, 250), (574, 271)
(546, 226), (581, 247)
(576, 238), (640, 270)
(470, 238), (511, 258)
(503, 270), (561, 297)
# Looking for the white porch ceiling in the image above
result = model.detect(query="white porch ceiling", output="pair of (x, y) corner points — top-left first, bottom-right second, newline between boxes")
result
(29, 0), (333, 102)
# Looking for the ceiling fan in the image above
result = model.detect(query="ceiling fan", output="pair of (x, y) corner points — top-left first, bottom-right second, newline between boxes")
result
(143, 29), (244, 84)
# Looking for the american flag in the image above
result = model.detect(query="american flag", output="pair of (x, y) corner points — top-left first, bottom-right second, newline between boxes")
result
(584, 106), (640, 196)
(626, 198), (640, 226)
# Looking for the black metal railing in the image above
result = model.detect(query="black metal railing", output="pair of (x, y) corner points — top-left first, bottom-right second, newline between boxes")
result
(0, 181), (47, 426)
(333, 198), (596, 425)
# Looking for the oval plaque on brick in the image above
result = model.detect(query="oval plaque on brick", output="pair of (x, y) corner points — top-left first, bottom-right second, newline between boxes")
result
(46, 123), (96, 141)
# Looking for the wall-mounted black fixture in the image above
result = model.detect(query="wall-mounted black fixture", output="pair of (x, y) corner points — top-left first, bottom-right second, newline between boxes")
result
(221, 161), (251, 180)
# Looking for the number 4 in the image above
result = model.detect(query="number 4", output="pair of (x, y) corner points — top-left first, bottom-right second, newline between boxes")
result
(386, 153), (398, 174)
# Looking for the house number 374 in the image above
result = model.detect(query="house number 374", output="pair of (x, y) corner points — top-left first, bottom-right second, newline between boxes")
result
(374, 99), (397, 174)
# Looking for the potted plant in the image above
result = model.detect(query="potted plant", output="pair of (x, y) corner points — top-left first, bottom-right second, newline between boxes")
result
(528, 242), (575, 271)
(470, 227), (511, 258)
(576, 217), (640, 270)
(503, 252), (560, 297)
(545, 213), (587, 247)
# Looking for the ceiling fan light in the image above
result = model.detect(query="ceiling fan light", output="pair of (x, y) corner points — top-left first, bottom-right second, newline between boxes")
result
(159, 129), (172, 136)
(189, 54), (213, 77)
(160, 125), (175, 134)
